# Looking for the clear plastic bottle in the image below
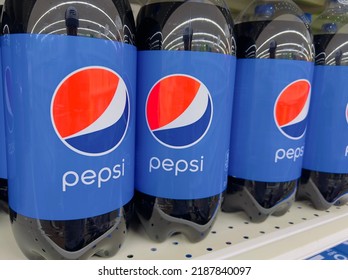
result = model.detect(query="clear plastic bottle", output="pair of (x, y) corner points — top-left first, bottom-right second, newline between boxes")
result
(135, 0), (236, 242)
(298, 0), (348, 210)
(222, 0), (314, 222)
(0, 0), (136, 259)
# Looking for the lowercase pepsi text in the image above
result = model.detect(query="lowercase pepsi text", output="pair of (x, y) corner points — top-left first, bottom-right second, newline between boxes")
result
(298, 0), (348, 209)
(1, 0), (137, 259)
(134, 0), (236, 243)
(223, 1), (314, 222)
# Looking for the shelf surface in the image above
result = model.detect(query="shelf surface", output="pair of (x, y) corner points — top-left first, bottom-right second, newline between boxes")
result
(1, 200), (348, 260)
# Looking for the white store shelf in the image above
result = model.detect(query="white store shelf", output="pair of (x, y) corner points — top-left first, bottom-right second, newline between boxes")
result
(0, 200), (348, 260)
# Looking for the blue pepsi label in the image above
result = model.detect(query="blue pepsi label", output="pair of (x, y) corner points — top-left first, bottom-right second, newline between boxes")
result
(1, 34), (136, 220)
(229, 59), (313, 182)
(307, 241), (348, 260)
(136, 51), (236, 199)
(303, 66), (348, 173)
(0, 53), (7, 179)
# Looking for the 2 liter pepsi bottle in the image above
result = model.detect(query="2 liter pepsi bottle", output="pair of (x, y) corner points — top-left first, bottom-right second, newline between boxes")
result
(0, 0), (136, 259)
(135, 0), (236, 242)
(298, 0), (348, 209)
(222, 0), (314, 222)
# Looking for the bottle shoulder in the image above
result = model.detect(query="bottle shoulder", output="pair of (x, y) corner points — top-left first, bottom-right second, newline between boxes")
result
(1, 0), (135, 44)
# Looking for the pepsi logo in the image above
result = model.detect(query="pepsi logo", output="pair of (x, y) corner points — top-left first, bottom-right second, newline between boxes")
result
(51, 66), (129, 156)
(274, 79), (311, 140)
(146, 74), (213, 149)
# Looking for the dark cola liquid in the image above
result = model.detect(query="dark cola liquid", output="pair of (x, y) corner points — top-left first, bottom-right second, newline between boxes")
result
(222, 20), (312, 222)
(312, 33), (348, 66)
(234, 20), (312, 60)
(1, 0), (135, 259)
(299, 33), (348, 207)
(300, 169), (348, 204)
(135, 1), (234, 242)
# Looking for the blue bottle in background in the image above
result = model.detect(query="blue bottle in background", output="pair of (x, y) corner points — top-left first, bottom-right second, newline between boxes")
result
(135, 0), (236, 242)
(0, 4), (8, 213)
(1, 0), (136, 259)
(298, 0), (348, 209)
(222, 0), (314, 222)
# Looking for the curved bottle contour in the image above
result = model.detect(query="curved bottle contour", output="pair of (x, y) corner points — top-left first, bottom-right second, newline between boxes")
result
(234, 0), (314, 61)
(0, 0), (136, 259)
(298, 0), (348, 209)
(237, 0), (310, 24)
(136, 0), (235, 54)
(223, 0), (314, 222)
(311, 0), (348, 36)
(135, 0), (236, 242)
(1, 0), (135, 43)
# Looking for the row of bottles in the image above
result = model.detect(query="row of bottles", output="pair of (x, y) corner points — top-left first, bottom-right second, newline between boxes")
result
(0, 0), (347, 260)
